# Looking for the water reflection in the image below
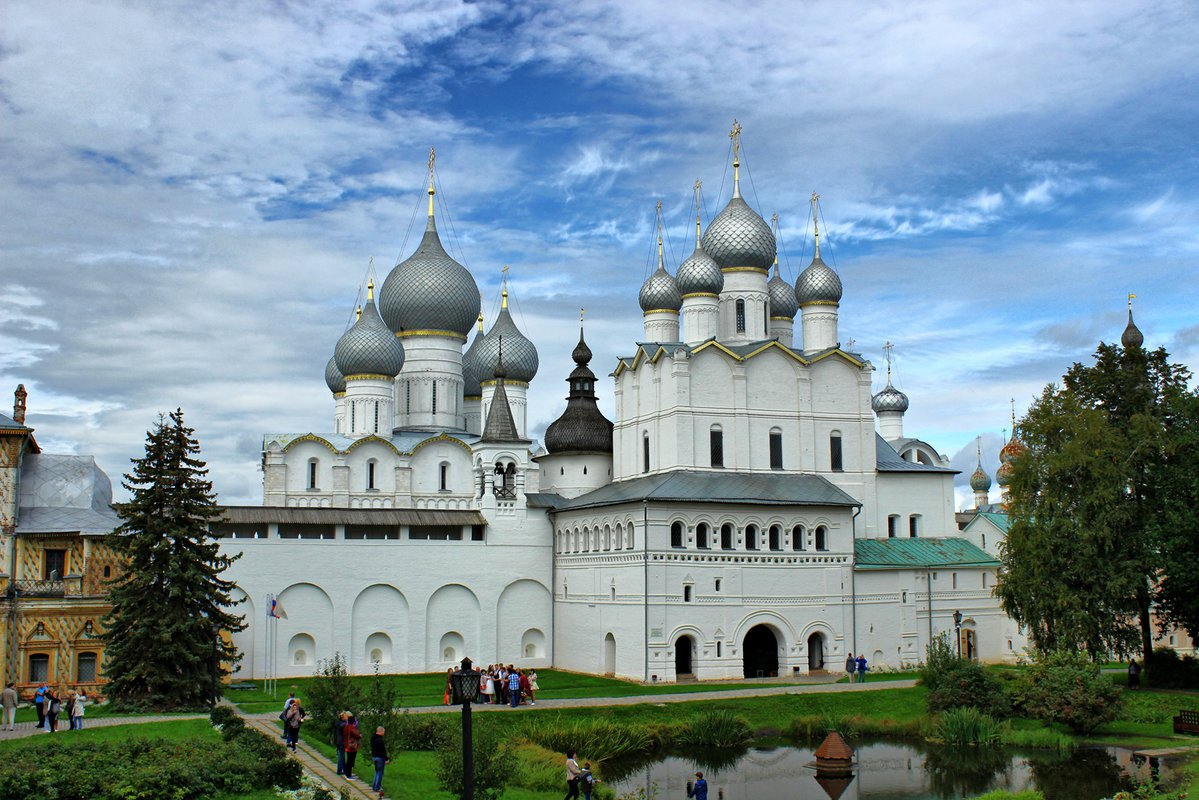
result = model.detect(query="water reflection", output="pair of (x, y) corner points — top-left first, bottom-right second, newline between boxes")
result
(608, 740), (1161, 800)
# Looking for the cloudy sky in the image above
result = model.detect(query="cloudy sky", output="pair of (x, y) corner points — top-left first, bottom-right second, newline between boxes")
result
(3, 0), (1197, 509)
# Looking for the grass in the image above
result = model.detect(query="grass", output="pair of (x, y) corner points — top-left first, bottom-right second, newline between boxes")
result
(10, 702), (199, 724)
(834, 669), (921, 683)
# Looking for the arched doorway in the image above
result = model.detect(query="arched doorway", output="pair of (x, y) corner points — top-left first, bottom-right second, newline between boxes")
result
(603, 633), (616, 676)
(961, 620), (978, 661)
(743, 625), (779, 678)
(675, 635), (694, 677)
(807, 632), (825, 671)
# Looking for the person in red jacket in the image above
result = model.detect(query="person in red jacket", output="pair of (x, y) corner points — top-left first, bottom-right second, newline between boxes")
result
(343, 715), (363, 780)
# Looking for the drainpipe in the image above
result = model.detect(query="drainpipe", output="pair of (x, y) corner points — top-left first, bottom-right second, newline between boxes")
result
(850, 505), (861, 658)
(549, 508), (556, 670)
(926, 567), (934, 652)
(643, 500), (649, 683)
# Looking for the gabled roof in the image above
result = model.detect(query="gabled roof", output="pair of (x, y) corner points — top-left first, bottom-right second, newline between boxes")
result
(611, 339), (864, 377)
(874, 433), (957, 474)
(854, 537), (999, 570)
(558, 469), (860, 512)
(971, 510), (1010, 533)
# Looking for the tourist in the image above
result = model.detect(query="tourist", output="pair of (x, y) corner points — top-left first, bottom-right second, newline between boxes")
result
(1, 682), (17, 730)
(856, 654), (867, 683)
(34, 683), (47, 729)
(528, 669), (540, 703)
(343, 714), (362, 780)
(1128, 659), (1141, 690)
(508, 668), (521, 708)
(280, 691), (296, 740)
(687, 771), (708, 800)
(480, 669), (494, 704)
(71, 689), (85, 730)
(334, 711), (349, 774)
(580, 762), (599, 800)
(519, 669), (533, 705)
(444, 668), (453, 705)
(45, 688), (60, 733)
(284, 697), (305, 751)
(370, 726), (389, 795)
(563, 749), (583, 800)
(845, 654), (856, 683)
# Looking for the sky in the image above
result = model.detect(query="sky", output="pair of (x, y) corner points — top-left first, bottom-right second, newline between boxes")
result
(2, 0), (1197, 510)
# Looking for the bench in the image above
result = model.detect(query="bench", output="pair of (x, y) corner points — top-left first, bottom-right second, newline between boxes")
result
(1174, 710), (1199, 735)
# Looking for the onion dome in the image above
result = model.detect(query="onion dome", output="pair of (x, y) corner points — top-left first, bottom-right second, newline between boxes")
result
(700, 127), (775, 270)
(462, 312), (485, 397)
(544, 321), (614, 454)
(768, 264), (799, 319)
(796, 253), (843, 305)
(475, 280), (539, 383)
(334, 284), (406, 378)
(639, 218), (682, 312)
(995, 460), (1014, 488)
(378, 155), (480, 337)
(970, 463), (992, 492)
(999, 417), (1026, 464)
(1121, 308), (1144, 349)
(872, 383), (909, 413)
(325, 355), (346, 394)
(677, 246), (723, 296)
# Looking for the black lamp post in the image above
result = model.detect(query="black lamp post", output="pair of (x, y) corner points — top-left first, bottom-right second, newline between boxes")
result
(953, 610), (963, 659)
(450, 657), (482, 800)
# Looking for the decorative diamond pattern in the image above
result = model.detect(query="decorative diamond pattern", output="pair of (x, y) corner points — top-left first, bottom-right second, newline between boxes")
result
(325, 355), (346, 393)
(767, 271), (798, 318)
(474, 306), (539, 383)
(379, 223), (481, 336)
(461, 328), (486, 396)
(334, 301), (405, 377)
(970, 465), (992, 491)
(701, 196), (775, 270)
(638, 267), (682, 311)
(871, 385), (909, 413)
(795, 257), (843, 304)
(676, 247), (723, 295)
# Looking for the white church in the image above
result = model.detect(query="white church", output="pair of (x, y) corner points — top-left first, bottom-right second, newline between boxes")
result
(217, 133), (1023, 682)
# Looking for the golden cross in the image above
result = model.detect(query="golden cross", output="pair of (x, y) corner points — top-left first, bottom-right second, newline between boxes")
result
(729, 119), (742, 161)
(884, 341), (893, 381)
(428, 146), (435, 173)
(1010, 398), (1016, 427)
(580, 308), (585, 323)
(1128, 292), (1136, 311)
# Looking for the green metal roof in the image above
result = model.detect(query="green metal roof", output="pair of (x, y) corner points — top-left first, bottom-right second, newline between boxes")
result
(976, 511), (1010, 532)
(854, 537), (1000, 570)
(558, 469), (860, 512)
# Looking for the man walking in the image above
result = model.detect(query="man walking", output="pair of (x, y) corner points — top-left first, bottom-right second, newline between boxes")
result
(508, 668), (521, 708)
(845, 654), (856, 684)
(1, 682), (17, 730)
(370, 726), (390, 797)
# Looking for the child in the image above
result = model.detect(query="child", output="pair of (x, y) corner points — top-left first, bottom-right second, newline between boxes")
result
(687, 771), (708, 800)
(580, 762), (600, 800)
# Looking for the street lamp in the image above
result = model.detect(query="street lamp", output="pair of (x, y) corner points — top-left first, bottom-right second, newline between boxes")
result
(953, 610), (963, 659)
(450, 657), (482, 800)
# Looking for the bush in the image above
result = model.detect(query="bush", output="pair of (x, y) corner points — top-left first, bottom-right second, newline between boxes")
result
(392, 711), (454, 751)
(517, 717), (655, 763)
(1145, 647), (1199, 689)
(921, 634), (1011, 718)
(437, 725), (514, 800)
(933, 707), (1001, 746)
(1013, 650), (1123, 734)
(305, 652), (362, 744)
(209, 704), (238, 728)
(677, 709), (752, 749)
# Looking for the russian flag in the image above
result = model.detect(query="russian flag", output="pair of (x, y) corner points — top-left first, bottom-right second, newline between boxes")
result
(269, 595), (288, 620)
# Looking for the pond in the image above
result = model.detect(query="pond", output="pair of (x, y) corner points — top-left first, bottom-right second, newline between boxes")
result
(607, 740), (1181, 800)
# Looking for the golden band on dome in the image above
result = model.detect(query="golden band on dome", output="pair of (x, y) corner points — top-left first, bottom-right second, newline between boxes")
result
(721, 266), (769, 274)
(642, 308), (680, 315)
(799, 300), (838, 307)
(681, 292), (719, 299)
(332, 391), (346, 398)
(345, 373), (393, 382)
(396, 330), (469, 342)
(479, 379), (529, 388)
(769, 315), (794, 321)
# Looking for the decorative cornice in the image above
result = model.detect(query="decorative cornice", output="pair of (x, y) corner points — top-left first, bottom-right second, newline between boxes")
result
(799, 300), (839, 307)
(480, 379), (529, 389)
(409, 432), (473, 456)
(280, 434), (340, 454)
(332, 392), (346, 398)
(344, 373), (392, 382)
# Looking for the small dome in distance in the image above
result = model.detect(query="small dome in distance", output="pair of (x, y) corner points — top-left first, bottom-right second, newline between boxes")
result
(325, 355), (346, 394)
(768, 265), (798, 319)
(334, 284), (406, 378)
(872, 384), (909, 413)
(970, 464), (992, 492)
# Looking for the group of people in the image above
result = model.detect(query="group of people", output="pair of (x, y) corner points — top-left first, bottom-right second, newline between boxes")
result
(444, 664), (539, 708)
(845, 654), (869, 683)
(280, 693), (390, 797)
(562, 749), (600, 800)
(0, 683), (88, 732)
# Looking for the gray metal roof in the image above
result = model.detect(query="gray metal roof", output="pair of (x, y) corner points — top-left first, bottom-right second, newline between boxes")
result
(325, 355), (346, 394)
(378, 216), (481, 337)
(875, 434), (957, 474)
(768, 268), (799, 318)
(334, 298), (405, 378)
(480, 378), (527, 444)
(474, 306), (539, 384)
(219, 506), (486, 526)
(16, 454), (120, 535)
(558, 469), (860, 512)
(676, 245), (723, 296)
(796, 255), (843, 305)
(701, 195), (775, 271)
(525, 492), (568, 509)
(0, 411), (30, 431)
(639, 263), (682, 312)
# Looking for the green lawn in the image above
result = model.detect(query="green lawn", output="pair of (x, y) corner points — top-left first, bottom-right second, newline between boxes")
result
(11, 703), (197, 724)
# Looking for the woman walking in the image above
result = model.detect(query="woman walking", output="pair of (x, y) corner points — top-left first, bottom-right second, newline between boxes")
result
(563, 749), (583, 799)
(343, 714), (362, 780)
(284, 697), (305, 750)
(71, 689), (86, 730)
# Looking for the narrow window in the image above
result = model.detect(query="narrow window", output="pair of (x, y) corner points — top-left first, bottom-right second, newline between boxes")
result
(909, 515), (920, 538)
(982, 572), (988, 589)
(714, 578), (722, 592)
(405, 382), (411, 414)
(769, 430), (783, 469)
(308, 460), (318, 490)
(721, 523), (734, 550)
(769, 525), (781, 551)
(670, 521), (685, 549)
(432, 380), (438, 414)
(643, 433), (650, 473)
(103, 565), (111, 578)
(696, 523), (709, 549)
(791, 525), (805, 551)
(439, 463), (449, 492)
(350, 402), (356, 431)
(888, 515), (899, 538)
(683, 585), (693, 603)
(815, 525), (828, 551)
(710, 426), (724, 468)
(29, 653), (49, 683)
(982, 533), (987, 549)
(367, 460), (377, 490)
(716, 641), (722, 656)
(763, 301), (768, 335)
(952, 572), (958, 589)
(746, 524), (758, 551)
(735, 299), (746, 333)
(902, 590), (908, 603)
(611, 585), (616, 601)
(374, 401), (380, 432)
(830, 431), (843, 471)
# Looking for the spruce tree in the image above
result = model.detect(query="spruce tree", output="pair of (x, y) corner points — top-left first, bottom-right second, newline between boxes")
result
(102, 409), (244, 710)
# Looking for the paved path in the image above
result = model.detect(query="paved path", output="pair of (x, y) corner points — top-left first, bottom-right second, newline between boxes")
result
(244, 717), (380, 800)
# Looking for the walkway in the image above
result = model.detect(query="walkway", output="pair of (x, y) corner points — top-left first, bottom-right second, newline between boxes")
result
(243, 717), (379, 800)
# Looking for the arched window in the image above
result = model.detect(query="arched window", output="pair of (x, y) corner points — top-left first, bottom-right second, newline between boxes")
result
(710, 425), (724, 468)
(768, 525), (781, 551)
(982, 533), (987, 549)
(721, 523), (734, 550)
(494, 462), (516, 498)
(350, 402), (356, 431)
(815, 525), (828, 551)
(626, 523), (635, 549)
(373, 400), (380, 432)
(888, 515), (899, 538)
(439, 462), (449, 492)
(696, 523), (710, 549)
(830, 431), (843, 472)
(431, 380), (438, 414)
(746, 524), (759, 550)
(307, 459), (319, 490)
(643, 432), (651, 473)
(769, 428), (783, 470)
(683, 585), (693, 602)
(909, 514), (921, 538)
(582, 527), (591, 552)
(670, 521), (685, 548)
(604, 525), (612, 550)
(367, 459), (377, 491)
(735, 299), (746, 333)
(791, 524), (805, 551)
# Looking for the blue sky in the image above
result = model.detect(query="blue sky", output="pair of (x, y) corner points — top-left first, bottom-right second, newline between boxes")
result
(2, 0), (1197, 508)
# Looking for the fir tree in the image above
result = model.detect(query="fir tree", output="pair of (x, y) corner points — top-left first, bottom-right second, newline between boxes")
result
(102, 409), (244, 710)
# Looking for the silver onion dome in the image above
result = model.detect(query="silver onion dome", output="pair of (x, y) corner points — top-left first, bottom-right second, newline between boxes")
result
(334, 298), (406, 378)
(701, 196), (776, 271)
(767, 267), (799, 319)
(676, 245), (723, 296)
(462, 318), (485, 397)
(474, 304), (539, 384)
(970, 464), (993, 492)
(379, 217), (481, 337)
(639, 264), (682, 312)
(795, 254), (843, 305)
(1121, 310), (1144, 349)
(872, 383), (909, 413)
(325, 355), (346, 394)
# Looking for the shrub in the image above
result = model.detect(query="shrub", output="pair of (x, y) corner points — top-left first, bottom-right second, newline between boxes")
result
(1013, 650), (1123, 734)
(933, 707), (1001, 746)
(517, 717), (654, 763)
(436, 725), (514, 800)
(305, 652), (362, 744)
(392, 710), (454, 751)
(921, 633), (1011, 718)
(677, 709), (752, 749)
(1145, 647), (1199, 689)
(210, 704), (238, 728)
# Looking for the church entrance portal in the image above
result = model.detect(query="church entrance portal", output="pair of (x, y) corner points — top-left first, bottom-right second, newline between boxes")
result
(675, 635), (694, 677)
(743, 625), (779, 678)
(807, 632), (825, 671)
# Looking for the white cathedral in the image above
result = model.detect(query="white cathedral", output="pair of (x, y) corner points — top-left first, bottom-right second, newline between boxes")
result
(217, 135), (1023, 682)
